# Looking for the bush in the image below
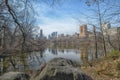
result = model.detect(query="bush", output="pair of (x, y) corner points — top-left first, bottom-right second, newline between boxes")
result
(109, 49), (119, 56)
(108, 49), (120, 59)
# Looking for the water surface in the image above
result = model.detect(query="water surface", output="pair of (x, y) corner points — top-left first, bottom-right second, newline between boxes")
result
(0, 48), (103, 75)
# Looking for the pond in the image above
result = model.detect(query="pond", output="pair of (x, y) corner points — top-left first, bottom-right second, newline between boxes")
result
(0, 48), (104, 75)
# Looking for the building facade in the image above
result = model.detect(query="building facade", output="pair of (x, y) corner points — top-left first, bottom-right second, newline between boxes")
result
(79, 25), (88, 37)
(102, 22), (120, 36)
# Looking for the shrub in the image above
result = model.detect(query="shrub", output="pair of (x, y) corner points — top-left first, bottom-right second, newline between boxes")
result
(108, 49), (120, 60)
(109, 49), (119, 57)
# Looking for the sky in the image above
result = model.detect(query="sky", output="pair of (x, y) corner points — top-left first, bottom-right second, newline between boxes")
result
(10, 0), (120, 36)
(32, 0), (91, 36)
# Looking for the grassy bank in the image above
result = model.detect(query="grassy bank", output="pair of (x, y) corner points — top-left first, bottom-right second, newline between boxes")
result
(81, 50), (120, 80)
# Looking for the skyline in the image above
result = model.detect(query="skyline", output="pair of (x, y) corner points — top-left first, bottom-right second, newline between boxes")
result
(33, 0), (90, 36)
(33, 0), (120, 36)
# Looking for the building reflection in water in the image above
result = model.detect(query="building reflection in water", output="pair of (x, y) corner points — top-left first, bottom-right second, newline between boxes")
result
(27, 49), (46, 70)
(80, 48), (102, 63)
(80, 49), (88, 63)
(48, 48), (65, 54)
(0, 47), (103, 75)
(48, 48), (58, 55)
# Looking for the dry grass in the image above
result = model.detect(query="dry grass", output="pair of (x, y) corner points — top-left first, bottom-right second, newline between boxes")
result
(81, 55), (120, 80)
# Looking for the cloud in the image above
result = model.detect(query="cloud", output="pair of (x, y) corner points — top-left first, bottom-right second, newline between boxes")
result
(32, 0), (88, 36)
(38, 17), (79, 36)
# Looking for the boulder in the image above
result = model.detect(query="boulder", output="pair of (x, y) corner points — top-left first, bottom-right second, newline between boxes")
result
(0, 72), (30, 80)
(30, 58), (93, 80)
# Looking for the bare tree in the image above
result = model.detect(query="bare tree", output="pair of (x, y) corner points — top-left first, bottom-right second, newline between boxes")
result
(3, 0), (36, 52)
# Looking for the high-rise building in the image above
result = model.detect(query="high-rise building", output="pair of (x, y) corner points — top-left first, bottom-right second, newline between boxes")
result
(79, 25), (88, 37)
(51, 32), (58, 38)
(102, 22), (111, 35)
(40, 29), (43, 38)
(39, 29), (47, 39)
(102, 22), (120, 38)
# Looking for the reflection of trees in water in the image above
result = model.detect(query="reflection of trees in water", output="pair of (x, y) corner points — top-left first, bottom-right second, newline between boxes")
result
(0, 48), (49, 75)
(39, 48), (45, 58)
(48, 48), (58, 55)
(0, 50), (49, 75)
(49, 44), (103, 64)
(51, 49), (58, 55)
(49, 48), (82, 55)
(61, 49), (64, 53)
(80, 49), (89, 63)
(66, 49), (69, 53)
(58, 49), (64, 53)
(28, 48), (46, 69)
(80, 48), (103, 64)
(0, 47), (104, 74)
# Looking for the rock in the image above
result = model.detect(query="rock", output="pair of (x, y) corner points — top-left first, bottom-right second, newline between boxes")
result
(0, 72), (30, 80)
(30, 58), (93, 80)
